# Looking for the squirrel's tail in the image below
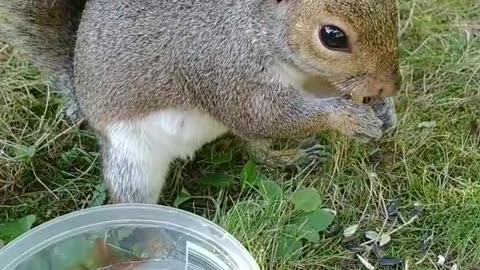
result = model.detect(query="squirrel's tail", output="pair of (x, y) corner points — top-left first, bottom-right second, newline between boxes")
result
(0, 0), (86, 121)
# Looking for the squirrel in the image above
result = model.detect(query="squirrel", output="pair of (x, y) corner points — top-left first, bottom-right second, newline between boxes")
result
(0, 0), (401, 204)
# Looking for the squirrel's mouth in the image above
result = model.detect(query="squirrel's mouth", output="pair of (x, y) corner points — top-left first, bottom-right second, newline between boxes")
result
(351, 96), (371, 104)
(299, 75), (371, 102)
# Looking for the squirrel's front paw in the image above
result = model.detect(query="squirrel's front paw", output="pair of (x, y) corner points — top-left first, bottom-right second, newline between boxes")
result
(334, 99), (383, 142)
(368, 97), (397, 134)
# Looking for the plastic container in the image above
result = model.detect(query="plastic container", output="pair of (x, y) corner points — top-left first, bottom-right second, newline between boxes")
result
(0, 204), (261, 270)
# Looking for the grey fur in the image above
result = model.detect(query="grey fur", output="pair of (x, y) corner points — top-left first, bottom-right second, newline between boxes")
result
(75, 0), (397, 138)
(0, 0), (401, 203)
(0, 0), (86, 122)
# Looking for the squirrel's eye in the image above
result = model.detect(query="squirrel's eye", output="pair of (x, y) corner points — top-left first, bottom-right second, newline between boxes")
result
(319, 25), (349, 52)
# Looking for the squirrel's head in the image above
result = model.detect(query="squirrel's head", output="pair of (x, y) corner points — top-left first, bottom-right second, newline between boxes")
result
(273, 0), (401, 98)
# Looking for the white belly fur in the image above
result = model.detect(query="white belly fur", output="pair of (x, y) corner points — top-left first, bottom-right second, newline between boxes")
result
(142, 109), (228, 158)
(108, 109), (228, 162)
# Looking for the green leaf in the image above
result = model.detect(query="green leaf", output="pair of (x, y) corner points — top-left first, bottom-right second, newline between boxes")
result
(258, 180), (282, 201)
(199, 173), (235, 188)
(173, 188), (192, 207)
(241, 160), (260, 187)
(276, 236), (303, 260)
(90, 191), (107, 207)
(0, 239), (4, 248)
(297, 209), (335, 232)
(299, 226), (320, 243)
(290, 188), (322, 212)
(0, 215), (36, 242)
(283, 224), (319, 243)
(89, 183), (107, 207)
(14, 145), (36, 162)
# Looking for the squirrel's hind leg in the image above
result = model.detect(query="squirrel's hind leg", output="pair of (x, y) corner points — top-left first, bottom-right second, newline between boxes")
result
(98, 125), (171, 204)
(247, 138), (329, 168)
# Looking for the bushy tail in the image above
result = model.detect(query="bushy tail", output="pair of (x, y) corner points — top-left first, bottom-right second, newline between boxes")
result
(0, 0), (86, 122)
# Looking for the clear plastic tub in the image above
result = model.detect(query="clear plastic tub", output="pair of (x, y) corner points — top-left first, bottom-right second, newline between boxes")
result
(0, 204), (261, 270)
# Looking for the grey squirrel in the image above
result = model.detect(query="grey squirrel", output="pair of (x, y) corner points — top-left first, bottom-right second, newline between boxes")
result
(0, 0), (400, 203)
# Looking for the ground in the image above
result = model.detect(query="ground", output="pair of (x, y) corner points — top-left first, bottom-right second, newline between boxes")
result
(0, 0), (479, 269)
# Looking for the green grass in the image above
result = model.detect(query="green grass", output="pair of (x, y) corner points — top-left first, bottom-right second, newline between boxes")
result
(1, 0), (479, 269)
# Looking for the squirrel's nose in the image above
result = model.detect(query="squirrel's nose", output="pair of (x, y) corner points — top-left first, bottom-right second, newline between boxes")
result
(368, 73), (401, 97)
